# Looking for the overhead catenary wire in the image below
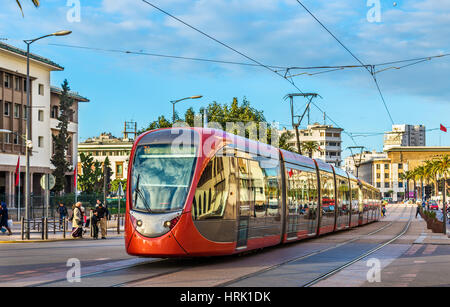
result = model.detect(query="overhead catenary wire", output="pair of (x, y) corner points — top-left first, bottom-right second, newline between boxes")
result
(294, 0), (395, 125)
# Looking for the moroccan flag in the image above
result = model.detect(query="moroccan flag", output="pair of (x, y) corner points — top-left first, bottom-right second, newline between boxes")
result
(440, 124), (447, 132)
(73, 166), (77, 188)
(15, 156), (20, 187)
(288, 169), (293, 177)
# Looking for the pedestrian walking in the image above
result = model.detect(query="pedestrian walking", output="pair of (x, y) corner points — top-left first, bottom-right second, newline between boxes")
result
(95, 203), (109, 239)
(0, 202), (12, 235)
(91, 210), (100, 239)
(416, 203), (421, 218)
(382, 205), (387, 217)
(56, 202), (68, 229)
(71, 202), (83, 238)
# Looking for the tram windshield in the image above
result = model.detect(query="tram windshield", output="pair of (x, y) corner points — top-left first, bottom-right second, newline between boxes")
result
(132, 143), (197, 212)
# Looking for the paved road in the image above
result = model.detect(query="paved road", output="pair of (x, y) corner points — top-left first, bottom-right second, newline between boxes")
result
(2, 204), (449, 287)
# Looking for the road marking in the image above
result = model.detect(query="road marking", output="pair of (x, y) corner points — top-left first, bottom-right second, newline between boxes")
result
(422, 245), (437, 255)
(414, 233), (427, 244)
(405, 245), (421, 256)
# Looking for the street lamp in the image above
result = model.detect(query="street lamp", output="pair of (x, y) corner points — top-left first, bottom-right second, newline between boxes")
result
(23, 30), (72, 239)
(170, 95), (203, 124)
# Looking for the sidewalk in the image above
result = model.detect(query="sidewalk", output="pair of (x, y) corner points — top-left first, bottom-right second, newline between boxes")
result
(409, 213), (450, 245)
(0, 222), (124, 243)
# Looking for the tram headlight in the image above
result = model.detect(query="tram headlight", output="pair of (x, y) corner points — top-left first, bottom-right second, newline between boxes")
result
(136, 220), (143, 227)
(164, 216), (180, 230)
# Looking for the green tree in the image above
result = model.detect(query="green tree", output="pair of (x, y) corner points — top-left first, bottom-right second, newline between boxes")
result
(139, 115), (172, 134)
(50, 79), (74, 193)
(78, 152), (103, 194)
(301, 141), (321, 158)
(111, 179), (127, 195)
(435, 154), (450, 200)
(16, 0), (39, 16)
(278, 130), (296, 152)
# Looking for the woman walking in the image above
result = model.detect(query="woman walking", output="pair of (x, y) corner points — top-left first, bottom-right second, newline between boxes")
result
(0, 202), (12, 235)
(71, 202), (83, 238)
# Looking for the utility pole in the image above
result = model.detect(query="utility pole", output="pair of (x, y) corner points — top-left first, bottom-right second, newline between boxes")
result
(347, 146), (365, 178)
(284, 93), (321, 155)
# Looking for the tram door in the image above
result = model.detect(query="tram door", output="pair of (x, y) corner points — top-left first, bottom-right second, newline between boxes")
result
(236, 158), (250, 249)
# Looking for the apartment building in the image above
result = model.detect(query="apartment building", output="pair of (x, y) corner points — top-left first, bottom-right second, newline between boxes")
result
(383, 124), (426, 151)
(281, 123), (343, 167)
(0, 42), (89, 207)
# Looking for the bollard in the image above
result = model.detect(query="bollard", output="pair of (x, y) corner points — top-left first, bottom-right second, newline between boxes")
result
(117, 213), (120, 234)
(89, 210), (93, 238)
(53, 219), (56, 234)
(63, 217), (66, 239)
(44, 218), (48, 240)
(41, 217), (45, 240)
(21, 217), (24, 241)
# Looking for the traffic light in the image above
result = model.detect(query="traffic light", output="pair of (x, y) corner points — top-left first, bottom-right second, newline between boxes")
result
(425, 186), (432, 199)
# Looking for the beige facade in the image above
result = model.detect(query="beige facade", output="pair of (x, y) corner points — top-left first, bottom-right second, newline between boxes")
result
(78, 133), (133, 181)
(358, 147), (450, 202)
(0, 42), (89, 207)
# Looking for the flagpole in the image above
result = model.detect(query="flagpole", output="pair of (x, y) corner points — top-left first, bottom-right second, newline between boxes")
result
(17, 161), (20, 220)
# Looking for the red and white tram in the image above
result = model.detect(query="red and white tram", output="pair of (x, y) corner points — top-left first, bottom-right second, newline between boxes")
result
(125, 128), (381, 257)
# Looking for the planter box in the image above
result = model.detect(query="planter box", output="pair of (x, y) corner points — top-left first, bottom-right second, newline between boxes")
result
(426, 218), (433, 229)
(431, 220), (444, 233)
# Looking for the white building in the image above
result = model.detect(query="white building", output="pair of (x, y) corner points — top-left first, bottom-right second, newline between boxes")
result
(344, 150), (387, 176)
(78, 133), (133, 181)
(281, 123), (343, 166)
(383, 124), (426, 151)
(0, 42), (89, 208)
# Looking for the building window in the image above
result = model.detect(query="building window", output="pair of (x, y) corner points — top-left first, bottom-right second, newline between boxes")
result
(51, 106), (58, 118)
(23, 106), (27, 119)
(38, 84), (44, 96)
(15, 77), (20, 91)
(385, 182), (390, 188)
(4, 133), (10, 144)
(4, 74), (11, 88)
(333, 133), (340, 137)
(13, 133), (19, 145)
(376, 182), (381, 188)
(398, 164), (403, 169)
(14, 104), (20, 118)
(376, 164), (380, 170)
(385, 173), (389, 179)
(38, 136), (44, 147)
(38, 110), (44, 121)
(116, 162), (123, 179)
(384, 164), (389, 169)
(377, 173), (381, 179)
(23, 79), (27, 92)
(4, 102), (10, 116)
(398, 182), (403, 188)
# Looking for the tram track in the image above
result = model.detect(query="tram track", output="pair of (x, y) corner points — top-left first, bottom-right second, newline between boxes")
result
(216, 204), (411, 287)
(30, 205), (409, 287)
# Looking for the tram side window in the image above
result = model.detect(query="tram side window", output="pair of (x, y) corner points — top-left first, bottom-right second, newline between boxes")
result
(192, 156), (232, 220)
(287, 166), (318, 220)
(337, 177), (350, 214)
(263, 164), (280, 218)
(351, 182), (360, 214)
(320, 171), (335, 215)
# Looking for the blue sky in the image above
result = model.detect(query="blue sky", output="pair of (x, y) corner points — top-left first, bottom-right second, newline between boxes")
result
(1, 0), (449, 157)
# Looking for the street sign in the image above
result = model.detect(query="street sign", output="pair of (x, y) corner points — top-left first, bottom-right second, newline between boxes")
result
(40, 174), (56, 190)
(118, 182), (124, 197)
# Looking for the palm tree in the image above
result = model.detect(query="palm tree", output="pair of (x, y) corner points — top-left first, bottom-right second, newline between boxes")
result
(424, 160), (439, 197)
(399, 170), (413, 200)
(278, 130), (296, 152)
(413, 165), (426, 200)
(301, 141), (321, 158)
(16, 0), (39, 16)
(435, 154), (450, 203)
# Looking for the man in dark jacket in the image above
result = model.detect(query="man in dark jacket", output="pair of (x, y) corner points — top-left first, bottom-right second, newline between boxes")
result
(56, 203), (68, 229)
(0, 202), (12, 235)
(95, 203), (109, 239)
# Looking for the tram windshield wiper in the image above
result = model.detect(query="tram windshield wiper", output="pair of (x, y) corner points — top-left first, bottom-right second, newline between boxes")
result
(134, 174), (153, 214)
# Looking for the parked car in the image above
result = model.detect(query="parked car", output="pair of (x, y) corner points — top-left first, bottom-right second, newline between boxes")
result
(430, 201), (439, 210)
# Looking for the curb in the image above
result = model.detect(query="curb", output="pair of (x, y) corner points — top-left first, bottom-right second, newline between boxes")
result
(0, 238), (75, 244)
